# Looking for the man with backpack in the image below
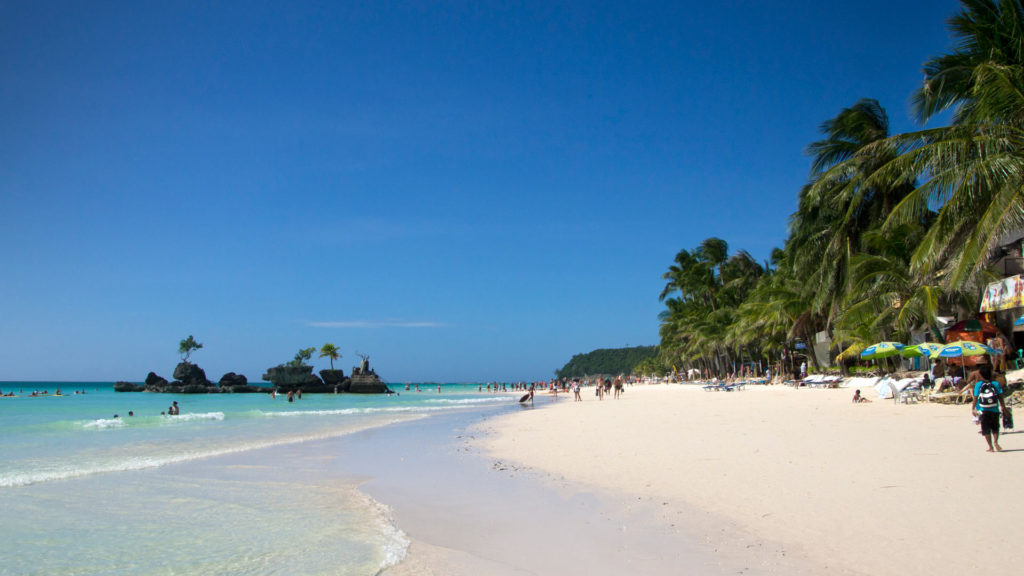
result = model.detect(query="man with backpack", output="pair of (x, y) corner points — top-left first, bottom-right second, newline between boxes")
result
(973, 364), (1006, 452)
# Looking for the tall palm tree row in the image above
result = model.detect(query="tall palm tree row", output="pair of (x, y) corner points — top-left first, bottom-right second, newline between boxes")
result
(654, 0), (1023, 377)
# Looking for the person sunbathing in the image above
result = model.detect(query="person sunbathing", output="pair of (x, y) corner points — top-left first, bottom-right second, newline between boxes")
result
(852, 389), (871, 403)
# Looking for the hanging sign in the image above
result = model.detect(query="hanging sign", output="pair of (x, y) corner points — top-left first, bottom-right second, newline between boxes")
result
(979, 275), (1024, 312)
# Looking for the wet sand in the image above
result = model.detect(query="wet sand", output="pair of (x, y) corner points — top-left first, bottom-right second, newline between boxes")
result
(365, 403), (822, 575)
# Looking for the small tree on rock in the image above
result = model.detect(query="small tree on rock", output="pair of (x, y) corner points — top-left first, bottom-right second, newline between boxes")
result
(288, 347), (316, 367)
(179, 335), (203, 364)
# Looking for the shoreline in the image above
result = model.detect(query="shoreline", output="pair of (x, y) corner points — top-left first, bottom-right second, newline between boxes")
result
(363, 395), (823, 575)
(477, 384), (1024, 576)
(13, 382), (1021, 574)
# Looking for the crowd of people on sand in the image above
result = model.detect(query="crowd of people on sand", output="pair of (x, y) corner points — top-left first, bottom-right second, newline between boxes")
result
(474, 376), (633, 402)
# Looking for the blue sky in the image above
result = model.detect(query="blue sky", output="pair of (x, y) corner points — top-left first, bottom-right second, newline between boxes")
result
(1, 0), (963, 382)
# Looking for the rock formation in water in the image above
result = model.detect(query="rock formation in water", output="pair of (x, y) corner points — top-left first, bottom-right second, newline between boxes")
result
(261, 365), (325, 392)
(347, 356), (390, 394)
(218, 372), (247, 388)
(118, 357), (391, 394)
(319, 369), (347, 391)
(116, 365), (264, 393)
(173, 362), (213, 389)
(262, 357), (390, 394)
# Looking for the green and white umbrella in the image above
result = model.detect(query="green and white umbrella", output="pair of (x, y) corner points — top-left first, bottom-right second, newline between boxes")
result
(860, 342), (905, 359)
(901, 342), (944, 373)
(901, 343), (944, 358)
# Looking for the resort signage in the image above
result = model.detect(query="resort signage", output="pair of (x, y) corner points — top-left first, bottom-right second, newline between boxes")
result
(979, 274), (1024, 312)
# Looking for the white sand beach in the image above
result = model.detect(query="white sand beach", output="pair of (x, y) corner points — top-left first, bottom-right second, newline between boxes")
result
(479, 384), (1024, 575)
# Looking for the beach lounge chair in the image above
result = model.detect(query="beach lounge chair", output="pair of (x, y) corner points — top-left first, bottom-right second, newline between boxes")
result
(927, 390), (972, 405)
(886, 379), (922, 404)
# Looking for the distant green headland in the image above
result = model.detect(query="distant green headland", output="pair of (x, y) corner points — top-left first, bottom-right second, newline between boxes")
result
(555, 346), (659, 379)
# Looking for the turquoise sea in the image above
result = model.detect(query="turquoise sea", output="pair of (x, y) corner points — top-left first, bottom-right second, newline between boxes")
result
(0, 382), (518, 575)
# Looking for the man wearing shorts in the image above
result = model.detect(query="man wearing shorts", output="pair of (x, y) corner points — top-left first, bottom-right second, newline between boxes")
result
(973, 364), (1006, 452)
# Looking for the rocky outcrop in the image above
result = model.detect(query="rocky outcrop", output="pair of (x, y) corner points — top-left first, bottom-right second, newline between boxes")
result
(319, 369), (348, 392)
(348, 372), (389, 393)
(132, 364), (239, 393)
(219, 372), (248, 388)
(346, 359), (390, 394)
(262, 365), (325, 392)
(263, 360), (389, 393)
(173, 362), (212, 387)
(116, 368), (268, 393)
(119, 357), (391, 394)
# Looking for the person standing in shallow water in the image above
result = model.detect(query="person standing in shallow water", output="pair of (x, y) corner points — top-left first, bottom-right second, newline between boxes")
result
(973, 364), (1006, 452)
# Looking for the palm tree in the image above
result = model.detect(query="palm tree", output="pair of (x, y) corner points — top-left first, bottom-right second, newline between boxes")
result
(798, 99), (916, 332)
(867, 0), (1024, 290)
(319, 343), (341, 370)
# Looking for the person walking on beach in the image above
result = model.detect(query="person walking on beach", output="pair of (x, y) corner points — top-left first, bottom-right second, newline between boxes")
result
(613, 375), (624, 399)
(973, 364), (1006, 452)
(573, 380), (581, 402)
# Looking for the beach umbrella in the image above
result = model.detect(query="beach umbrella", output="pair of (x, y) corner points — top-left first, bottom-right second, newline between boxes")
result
(861, 342), (906, 372)
(860, 342), (905, 359)
(899, 345), (926, 358)
(938, 340), (1000, 357)
(937, 340), (1001, 367)
(901, 343), (944, 358)
(964, 318), (984, 332)
(901, 342), (944, 373)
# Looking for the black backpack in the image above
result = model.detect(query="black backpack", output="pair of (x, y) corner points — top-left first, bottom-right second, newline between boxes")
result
(977, 381), (999, 409)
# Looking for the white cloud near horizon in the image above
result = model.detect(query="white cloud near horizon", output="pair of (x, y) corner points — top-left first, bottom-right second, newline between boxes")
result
(307, 320), (446, 329)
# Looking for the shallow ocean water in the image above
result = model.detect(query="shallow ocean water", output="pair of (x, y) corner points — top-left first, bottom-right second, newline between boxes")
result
(0, 382), (515, 575)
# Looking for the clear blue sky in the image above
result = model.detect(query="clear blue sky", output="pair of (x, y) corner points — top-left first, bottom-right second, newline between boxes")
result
(1, 0), (962, 383)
